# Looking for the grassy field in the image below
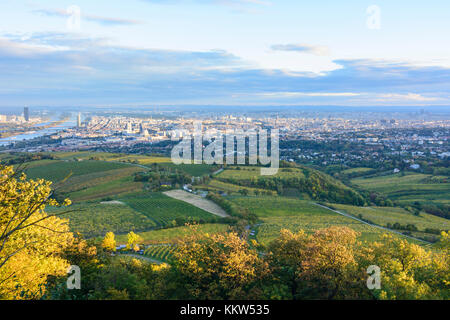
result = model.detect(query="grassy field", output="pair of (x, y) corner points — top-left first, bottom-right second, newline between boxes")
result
(53, 151), (171, 164)
(122, 192), (221, 227)
(255, 216), (387, 246)
(218, 166), (305, 181)
(156, 163), (216, 176)
(57, 166), (144, 194)
(341, 167), (374, 175)
(11, 152), (445, 249)
(67, 175), (144, 202)
(197, 179), (276, 196)
(228, 196), (426, 246)
(229, 196), (330, 217)
(351, 172), (450, 204)
(48, 202), (157, 238)
(328, 204), (450, 233)
(24, 159), (146, 202)
(116, 223), (229, 244)
(25, 160), (131, 182)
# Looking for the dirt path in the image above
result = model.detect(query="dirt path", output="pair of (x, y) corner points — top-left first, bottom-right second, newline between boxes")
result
(163, 189), (230, 218)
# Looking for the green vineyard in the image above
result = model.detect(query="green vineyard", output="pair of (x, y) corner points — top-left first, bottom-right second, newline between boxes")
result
(144, 245), (177, 262)
(123, 192), (218, 228)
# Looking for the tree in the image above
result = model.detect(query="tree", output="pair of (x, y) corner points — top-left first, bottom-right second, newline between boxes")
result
(0, 165), (73, 299)
(126, 231), (142, 251)
(167, 226), (269, 299)
(361, 234), (449, 300)
(268, 227), (367, 300)
(102, 232), (116, 252)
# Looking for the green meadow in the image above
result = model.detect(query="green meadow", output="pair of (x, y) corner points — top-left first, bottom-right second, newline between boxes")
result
(351, 172), (450, 204)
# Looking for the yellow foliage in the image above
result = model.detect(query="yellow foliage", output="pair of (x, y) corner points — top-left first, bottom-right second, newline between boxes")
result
(0, 165), (73, 299)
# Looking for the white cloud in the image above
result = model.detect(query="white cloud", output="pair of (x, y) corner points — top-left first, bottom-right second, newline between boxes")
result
(33, 8), (142, 26)
(271, 44), (330, 56)
(373, 93), (438, 102)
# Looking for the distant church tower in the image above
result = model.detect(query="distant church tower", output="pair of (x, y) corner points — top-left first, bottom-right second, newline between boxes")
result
(77, 112), (82, 128)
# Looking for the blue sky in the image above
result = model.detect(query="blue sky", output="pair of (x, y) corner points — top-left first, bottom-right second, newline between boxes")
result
(0, 0), (449, 107)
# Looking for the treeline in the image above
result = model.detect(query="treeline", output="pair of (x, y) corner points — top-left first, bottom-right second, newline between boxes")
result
(0, 152), (56, 166)
(47, 226), (450, 300)
(411, 201), (450, 220)
(134, 164), (192, 191)
(207, 192), (258, 226)
(216, 167), (365, 206)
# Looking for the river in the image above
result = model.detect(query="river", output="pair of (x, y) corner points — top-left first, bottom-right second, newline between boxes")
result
(0, 113), (77, 146)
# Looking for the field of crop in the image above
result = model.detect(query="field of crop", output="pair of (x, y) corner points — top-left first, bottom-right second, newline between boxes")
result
(328, 204), (450, 233)
(341, 167), (374, 175)
(57, 166), (144, 194)
(25, 160), (131, 182)
(53, 151), (171, 164)
(123, 192), (220, 227)
(229, 196), (331, 217)
(48, 202), (156, 238)
(255, 215), (388, 246)
(67, 175), (144, 202)
(156, 163), (215, 176)
(144, 245), (177, 262)
(228, 196), (425, 246)
(116, 223), (229, 244)
(352, 172), (450, 204)
(218, 166), (305, 181)
(199, 179), (276, 196)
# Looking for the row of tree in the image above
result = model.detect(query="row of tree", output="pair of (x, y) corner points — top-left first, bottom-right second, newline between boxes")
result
(49, 226), (450, 300)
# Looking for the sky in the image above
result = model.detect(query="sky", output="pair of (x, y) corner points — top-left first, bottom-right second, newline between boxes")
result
(0, 0), (449, 107)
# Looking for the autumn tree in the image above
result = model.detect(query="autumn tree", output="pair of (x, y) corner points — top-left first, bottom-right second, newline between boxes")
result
(362, 234), (450, 300)
(102, 232), (117, 252)
(0, 165), (73, 299)
(126, 231), (142, 252)
(268, 227), (369, 300)
(167, 226), (269, 299)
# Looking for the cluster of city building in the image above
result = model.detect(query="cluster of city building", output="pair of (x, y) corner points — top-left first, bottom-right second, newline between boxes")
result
(0, 107), (40, 124)
(1, 111), (448, 166)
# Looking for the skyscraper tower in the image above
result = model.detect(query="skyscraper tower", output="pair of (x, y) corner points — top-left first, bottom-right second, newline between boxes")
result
(77, 112), (82, 128)
(24, 107), (29, 122)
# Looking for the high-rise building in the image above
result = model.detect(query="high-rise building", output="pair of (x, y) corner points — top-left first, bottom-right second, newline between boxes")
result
(126, 122), (133, 134)
(77, 112), (82, 128)
(24, 107), (29, 122)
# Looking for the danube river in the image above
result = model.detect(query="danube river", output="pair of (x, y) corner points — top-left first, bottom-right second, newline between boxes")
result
(0, 113), (77, 146)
